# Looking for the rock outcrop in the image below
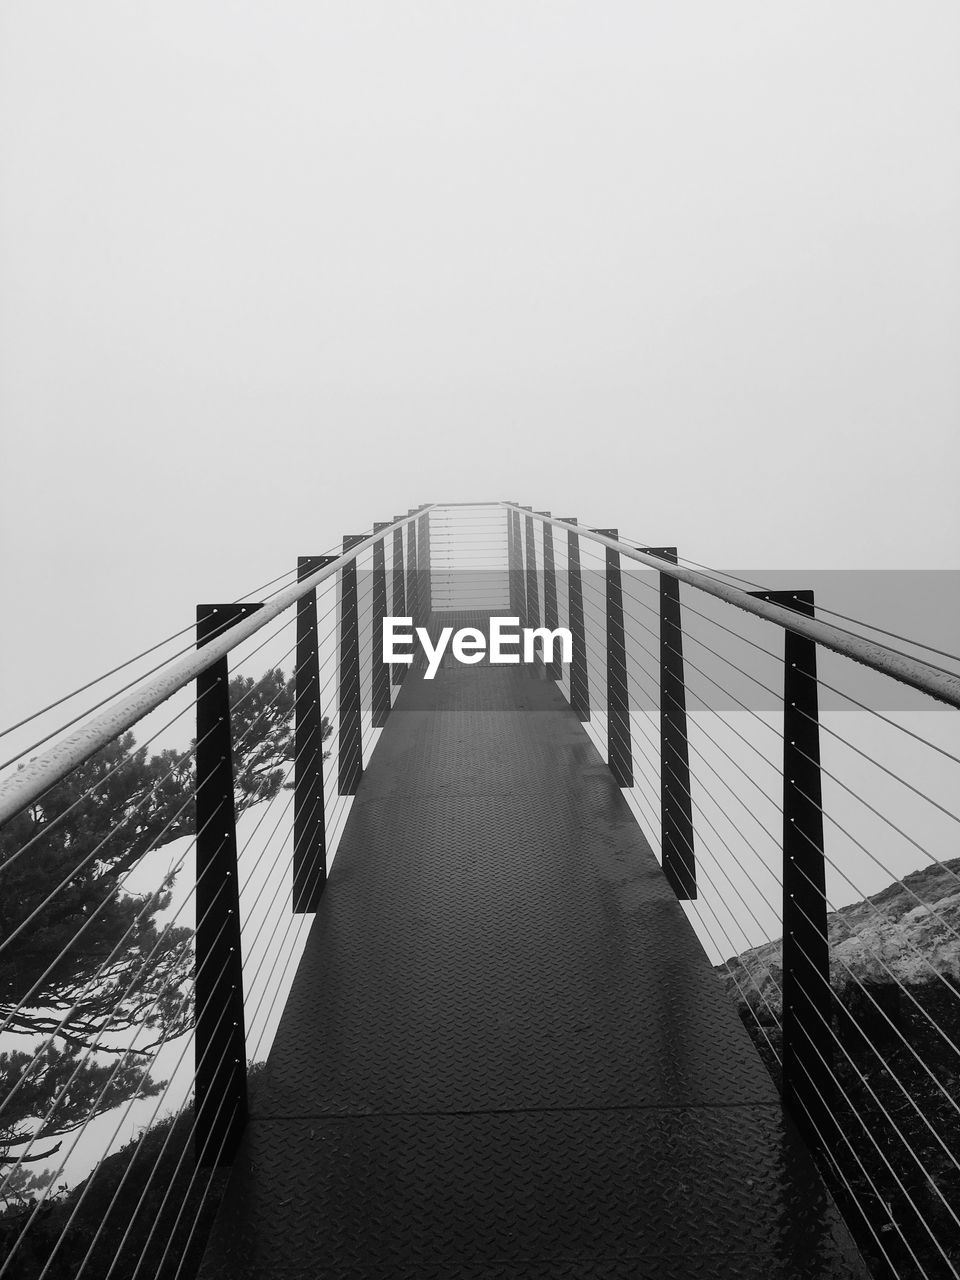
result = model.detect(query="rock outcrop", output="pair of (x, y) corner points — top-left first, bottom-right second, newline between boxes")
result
(715, 856), (960, 1021)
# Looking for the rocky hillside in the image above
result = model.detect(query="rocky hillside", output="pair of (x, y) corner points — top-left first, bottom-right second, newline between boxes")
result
(715, 856), (960, 1021)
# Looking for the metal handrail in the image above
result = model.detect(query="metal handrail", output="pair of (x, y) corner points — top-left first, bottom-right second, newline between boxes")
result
(498, 502), (960, 712)
(3, 496), (956, 830)
(0, 506), (435, 828)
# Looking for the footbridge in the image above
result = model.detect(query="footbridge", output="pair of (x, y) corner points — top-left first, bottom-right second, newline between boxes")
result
(1, 504), (958, 1280)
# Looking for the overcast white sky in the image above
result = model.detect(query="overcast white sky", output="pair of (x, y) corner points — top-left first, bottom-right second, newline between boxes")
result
(2, 5), (959, 1203)
(1, 1), (958, 725)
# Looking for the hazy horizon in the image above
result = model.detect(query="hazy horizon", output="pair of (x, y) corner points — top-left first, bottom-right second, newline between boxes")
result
(2, 1), (958, 732)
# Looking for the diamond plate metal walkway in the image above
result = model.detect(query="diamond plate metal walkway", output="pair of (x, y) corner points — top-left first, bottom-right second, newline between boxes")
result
(199, 614), (869, 1280)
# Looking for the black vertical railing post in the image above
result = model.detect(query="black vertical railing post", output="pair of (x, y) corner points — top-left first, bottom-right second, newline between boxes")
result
(294, 557), (335, 914)
(639, 547), (696, 900)
(391, 518), (407, 686)
(417, 507), (432, 622)
(371, 524), (391, 728)
(537, 512), (560, 679)
(195, 601), (260, 1167)
(559, 518), (590, 721)
(523, 507), (541, 631)
(506, 504), (522, 617)
(511, 507), (527, 628)
(751, 588), (831, 1149)
(591, 528), (633, 787)
(338, 535), (364, 795)
(406, 511), (420, 635)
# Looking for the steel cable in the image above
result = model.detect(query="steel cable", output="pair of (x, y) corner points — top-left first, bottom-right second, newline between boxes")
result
(626, 547), (960, 669)
(0, 608), (345, 1153)
(595, 590), (960, 1029)
(0, 900), (235, 1277)
(776, 847), (960, 1161)
(647, 670), (960, 1139)
(9, 701), (339, 1272)
(611, 555), (960, 765)
(654, 782), (958, 1273)
(0, 576), (346, 883)
(0, 537), (391, 1259)
(597, 581), (960, 925)
(33, 952), (238, 1280)
(575, 593), (960, 1106)
(71, 753), (337, 1279)
(113, 774), (348, 1280)
(0, 800), (223, 1161)
(666, 789), (943, 1276)
(46, 721), (336, 1273)
(578, 523), (960, 673)
(0, 545), (350, 753)
(625, 605), (960, 962)
(784, 932), (960, 1271)
(0, 677), (318, 1180)
(0, 591), (318, 880)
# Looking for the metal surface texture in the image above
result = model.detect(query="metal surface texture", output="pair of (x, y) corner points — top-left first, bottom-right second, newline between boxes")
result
(199, 614), (868, 1278)
(498, 502), (960, 709)
(0, 506), (436, 827)
(201, 1111), (868, 1280)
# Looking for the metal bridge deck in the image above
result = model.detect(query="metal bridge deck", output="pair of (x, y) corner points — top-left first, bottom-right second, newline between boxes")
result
(199, 614), (868, 1280)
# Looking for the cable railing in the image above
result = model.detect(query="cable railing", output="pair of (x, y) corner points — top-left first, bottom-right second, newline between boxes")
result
(502, 504), (959, 1280)
(1, 500), (958, 1280)
(0, 507), (431, 1279)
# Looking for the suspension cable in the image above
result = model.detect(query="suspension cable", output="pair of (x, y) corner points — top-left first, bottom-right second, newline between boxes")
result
(0, 545), (347, 748)
(574, 597), (960, 1080)
(0, 606), (342, 1105)
(623, 544), (960, 668)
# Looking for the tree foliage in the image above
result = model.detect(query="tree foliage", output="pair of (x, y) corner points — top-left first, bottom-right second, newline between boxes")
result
(0, 668), (329, 1176)
(227, 669), (297, 809)
(1, 1064), (269, 1278)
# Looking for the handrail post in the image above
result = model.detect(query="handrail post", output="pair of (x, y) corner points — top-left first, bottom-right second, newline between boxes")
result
(195, 602), (259, 1167)
(391, 518), (407, 686)
(417, 507), (432, 622)
(522, 507), (541, 631)
(511, 507), (527, 628)
(640, 547), (696, 900)
(294, 557), (335, 913)
(506, 502), (523, 619)
(537, 512), (560, 680)
(591, 528), (633, 787)
(406, 509), (420, 636)
(752, 589), (831, 1149)
(559, 518), (590, 721)
(371, 524), (391, 727)
(338, 535), (364, 795)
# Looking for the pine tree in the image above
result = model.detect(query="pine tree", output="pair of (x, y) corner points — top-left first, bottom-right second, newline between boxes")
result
(0, 668), (330, 1174)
